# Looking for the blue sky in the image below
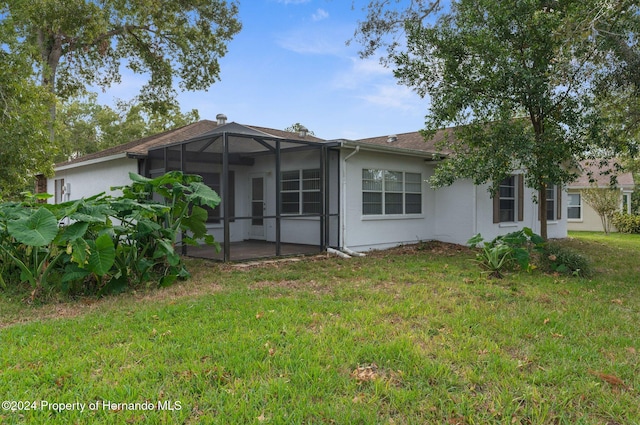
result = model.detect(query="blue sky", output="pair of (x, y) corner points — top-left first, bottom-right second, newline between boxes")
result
(96, 0), (430, 140)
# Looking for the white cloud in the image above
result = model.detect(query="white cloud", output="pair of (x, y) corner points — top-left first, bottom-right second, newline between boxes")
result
(329, 56), (426, 112)
(331, 57), (392, 89)
(276, 27), (348, 55)
(312, 8), (329, 21)
(359, 84), (419, 110)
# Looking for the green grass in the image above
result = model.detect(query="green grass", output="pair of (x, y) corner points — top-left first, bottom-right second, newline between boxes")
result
(1, 233), (639, 424)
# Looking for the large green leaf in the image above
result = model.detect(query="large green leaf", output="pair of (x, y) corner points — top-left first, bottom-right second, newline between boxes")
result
(154, 239), (180, 266)
(69, 238), (90, 266)
(87, 233), (116, 276)
(187, 182), (221, 209)
(61, 264), (91, 283)
(7, 207), (59, 247)
(181, 205), (208, 238)
(61, 222), (89, 242)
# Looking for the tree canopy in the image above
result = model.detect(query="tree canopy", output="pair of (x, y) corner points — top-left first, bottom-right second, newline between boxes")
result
(3, 0), (241, 109)
(284, 123), (315, 136)
(56, 95), (199, 162)
(353, 0), (639, 239)
(0, 0), (241, 197)
(0, 26), (51, 197)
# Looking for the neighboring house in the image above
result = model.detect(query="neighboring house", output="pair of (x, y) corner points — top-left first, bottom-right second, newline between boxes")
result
(39, 116), (567, 261)
(566, 160), (635, 232)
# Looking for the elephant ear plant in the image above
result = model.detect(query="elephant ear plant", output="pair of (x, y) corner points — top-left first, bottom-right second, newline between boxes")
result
(0, 171), (220, 299)
(467, 227), (545, 278)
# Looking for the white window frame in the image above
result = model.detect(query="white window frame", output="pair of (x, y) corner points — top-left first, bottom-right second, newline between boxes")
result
(546, 185), (558, 221)
(362, 169), (422, 216)
(499, 176), (517, 223)
(280, 169), (321, 215)
(54, 178), (65, 204)
(567, 192), (582, 221)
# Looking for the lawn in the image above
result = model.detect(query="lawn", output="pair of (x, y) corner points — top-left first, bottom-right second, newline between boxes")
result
(0, 232), (639, 424)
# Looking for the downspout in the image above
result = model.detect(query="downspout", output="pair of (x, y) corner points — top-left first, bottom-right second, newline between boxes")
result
(340, 146), (364, 256)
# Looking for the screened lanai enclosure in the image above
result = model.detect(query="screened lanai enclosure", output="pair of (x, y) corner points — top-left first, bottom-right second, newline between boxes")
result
(143, 123), (341, 261)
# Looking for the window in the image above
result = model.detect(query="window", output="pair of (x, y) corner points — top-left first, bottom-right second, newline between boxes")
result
(362, 169), (422, 215)
(567, 193), (581, 220)
(544, 184), (561, 221)
(281, 169), (321, 214)
(499, 176), (516, 222)
(54, 179), (65, 204)
(200, 172), (235, 223)
(493, 175), (524, 223)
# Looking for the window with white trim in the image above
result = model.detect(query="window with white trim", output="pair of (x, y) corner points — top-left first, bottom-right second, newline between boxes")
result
(54, 178), (65, 204)
(281, 169), (321, 214)
(362, 169), (422, 215)
(567, 193), (581, 220)
(546, 185), (558, 220)
(499, 176), (517, 222)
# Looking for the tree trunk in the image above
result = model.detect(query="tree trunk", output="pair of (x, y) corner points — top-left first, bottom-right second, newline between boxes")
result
(37, 29), (63, 143)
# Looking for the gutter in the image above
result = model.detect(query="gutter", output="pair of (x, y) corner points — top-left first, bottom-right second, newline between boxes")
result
(339, 140), (447, 160)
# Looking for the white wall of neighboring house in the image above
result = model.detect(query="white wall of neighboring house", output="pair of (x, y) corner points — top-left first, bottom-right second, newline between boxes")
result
(566, 189), (605, 232)
(566, 188), (633, 232)
(48, 155), (138, 203)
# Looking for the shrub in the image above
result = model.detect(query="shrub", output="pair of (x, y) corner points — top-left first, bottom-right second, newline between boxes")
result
(0, 171), (220, 299)
(581, 187), (621, 234)
(611, 213), (640, 234)
(541, 243), (592, 277)
(467, 228), (545, 278)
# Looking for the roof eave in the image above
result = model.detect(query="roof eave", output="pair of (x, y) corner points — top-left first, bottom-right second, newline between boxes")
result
(339, 140), (447, 160)
(54, 152), (130, 171)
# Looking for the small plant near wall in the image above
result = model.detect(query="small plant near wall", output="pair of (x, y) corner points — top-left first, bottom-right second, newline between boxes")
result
(0, 171), (220, 300)
(611, 212), (640, 234)
(467, 228), (545, 278)
(542, 243), (592, 277)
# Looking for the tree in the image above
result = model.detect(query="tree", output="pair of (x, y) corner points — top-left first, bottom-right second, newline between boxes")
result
(353, 0), (637, 240)
(55, 94), (199, 162)
(1, 0), (241, 140)
(589, 10), (640, 159)
(284, 123), (315, 136)
(581, 187), (621, 235)
(0, 27), (52, 198)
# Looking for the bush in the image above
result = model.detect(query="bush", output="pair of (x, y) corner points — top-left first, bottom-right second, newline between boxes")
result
(611, 213), (640, 234)
(541, 243), (592, 277)
(0, 171), (220, 300)
(467, 228), (545, 278)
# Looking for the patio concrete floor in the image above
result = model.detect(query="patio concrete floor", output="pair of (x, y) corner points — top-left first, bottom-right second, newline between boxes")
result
(184, 240), (323, 262)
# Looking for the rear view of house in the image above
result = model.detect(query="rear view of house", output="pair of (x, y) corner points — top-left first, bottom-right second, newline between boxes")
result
(40, 116), (568, 261)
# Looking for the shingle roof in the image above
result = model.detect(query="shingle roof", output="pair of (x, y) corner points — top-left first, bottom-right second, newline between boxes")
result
(353, 127), (453, 154)
(55, 120), (326, 168)
(568, 159), (635, 189)
(56, 120), (219, 167)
